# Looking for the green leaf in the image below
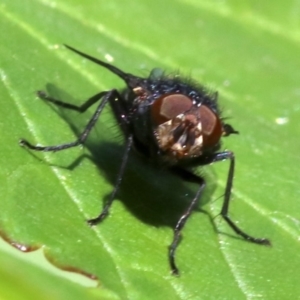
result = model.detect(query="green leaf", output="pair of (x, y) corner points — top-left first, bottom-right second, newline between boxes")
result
(0, 241), (117, 300)
(1, 0), (300, 299)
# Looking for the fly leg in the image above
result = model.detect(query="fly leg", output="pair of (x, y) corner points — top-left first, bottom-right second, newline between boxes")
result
(168, 167), (206, 275)
(19, 90), (120, 151)
(211, 151), (270, 245)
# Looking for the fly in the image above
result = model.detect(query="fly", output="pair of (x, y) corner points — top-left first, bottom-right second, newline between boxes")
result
(20, 45), (270, 275)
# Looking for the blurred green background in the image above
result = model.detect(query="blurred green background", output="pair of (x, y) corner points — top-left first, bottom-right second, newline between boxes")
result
(1, 0), (300, 299)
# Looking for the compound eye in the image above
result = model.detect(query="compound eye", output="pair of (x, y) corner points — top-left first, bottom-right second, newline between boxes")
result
(199, 105), (222, 148)
(151, 93), (193, 125)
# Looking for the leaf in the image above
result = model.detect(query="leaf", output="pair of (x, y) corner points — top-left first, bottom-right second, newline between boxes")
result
(1, 0), (300, 299)
(0, 242), (117, 300)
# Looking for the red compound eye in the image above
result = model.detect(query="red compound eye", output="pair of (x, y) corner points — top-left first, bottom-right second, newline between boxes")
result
(199, 105), (222, 149)
(151, 93), (193, 125)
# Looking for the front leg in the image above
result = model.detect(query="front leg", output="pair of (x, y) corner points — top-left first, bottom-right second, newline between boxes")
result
(211, 151), (270, 245)
(168, 167), (206, 275)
